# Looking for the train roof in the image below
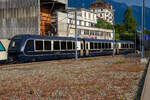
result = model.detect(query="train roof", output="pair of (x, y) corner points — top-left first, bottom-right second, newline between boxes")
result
(11, 34), (83, 41)
(115, 40), (134, 44)
(82, 38), (114, 42)
(11, 34), (134, 44)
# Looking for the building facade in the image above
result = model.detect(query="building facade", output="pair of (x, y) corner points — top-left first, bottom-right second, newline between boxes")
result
(57, 8), (113, 40)
(0, 0), (67, 39)
(90, 0), (114, 24)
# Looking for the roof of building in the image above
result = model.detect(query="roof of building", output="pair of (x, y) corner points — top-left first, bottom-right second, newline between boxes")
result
(90, 0), (112, 10)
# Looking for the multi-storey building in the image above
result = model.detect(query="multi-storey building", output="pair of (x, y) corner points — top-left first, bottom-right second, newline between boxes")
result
(57, 8), (113, 40)
(90, 0), (114, 24)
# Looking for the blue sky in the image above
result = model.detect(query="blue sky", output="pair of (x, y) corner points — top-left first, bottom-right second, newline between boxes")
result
(113, 0), (150, 7)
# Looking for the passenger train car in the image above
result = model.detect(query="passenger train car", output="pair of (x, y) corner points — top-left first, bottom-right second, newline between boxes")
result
(8, 34), (135, 62)
(0, 39), (10, 62)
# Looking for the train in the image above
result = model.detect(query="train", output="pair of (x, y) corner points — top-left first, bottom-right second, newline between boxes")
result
(0, 39), (10, 63)
(6, 34), (135, 63)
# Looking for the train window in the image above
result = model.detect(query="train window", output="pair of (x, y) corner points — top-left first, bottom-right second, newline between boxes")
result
(126, 44), (128, 48)
(35, 41), (43, 51)
(102, 43), (105, 49)
(105, 43), (108, 49)
(129, 44), (131, 48)
(90, 42), (94, 49)
(109, 43), (111, 48)
(123, 44), (125, 48)
(9, 39), (22, 51)
(86, 43), (88, 49)
(44, 41), (51, 50)
(25, 40), (34, 51)
(54, 41), (60, 50)
(121, 44), (123, 48)
(81, 43), (83, 50)
(98, 43), (101, 49)
(73, 42), (75, 49)
(67, 41), (72, 50)
(94, 43), (98, 49)
(127, 44), (129, 48)
(61, 41), (67, 50)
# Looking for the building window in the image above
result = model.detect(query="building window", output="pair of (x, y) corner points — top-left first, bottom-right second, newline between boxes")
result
(95, 31), (99, 36)
(84, 30), (89, 35)
(90, 30), (95, 35)
(78, 29), (81, 35)
(88, 13), (91, 19)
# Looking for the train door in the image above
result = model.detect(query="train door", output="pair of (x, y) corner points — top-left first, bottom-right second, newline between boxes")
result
(85, 41), (89, 56)
(80, 41), (84, 56)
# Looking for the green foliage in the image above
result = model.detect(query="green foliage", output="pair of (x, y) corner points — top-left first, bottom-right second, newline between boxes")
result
(114, 7), (138, 41)
(119, 31), (134, 41)
(96, 19), (113, 29)
(123, 6), (138, 33)
(115, 23), (125, 34)
(115, 32), (120, 40)
(144, 29), (150, 34)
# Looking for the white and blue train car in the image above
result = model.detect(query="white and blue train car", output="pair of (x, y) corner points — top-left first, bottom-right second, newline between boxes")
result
(7, 34), (135, 62)
(8, 34), (83, 62)
(0, 39), (10, 62)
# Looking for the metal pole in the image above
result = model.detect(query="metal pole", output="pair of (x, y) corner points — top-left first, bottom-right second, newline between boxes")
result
(112, 10), (115, 56)
(135, 31), (137, 53)
(141, 0), (145, 58)
(75, 10), (78, 60)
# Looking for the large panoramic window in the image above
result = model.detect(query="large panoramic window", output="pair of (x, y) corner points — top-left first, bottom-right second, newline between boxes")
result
(67, 41), (72, 50)
(44, 41), (51, 50)
(54, 41), (60, 50)
(90, 42), (94, 49)
(61, 41), (67, 50)
(0, 42), (5, 51)
(35, 40), (43, 51)
(98, 43), (101, 49)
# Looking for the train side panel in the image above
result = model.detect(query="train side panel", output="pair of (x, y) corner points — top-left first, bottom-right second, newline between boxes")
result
(0, 39), (10, 61)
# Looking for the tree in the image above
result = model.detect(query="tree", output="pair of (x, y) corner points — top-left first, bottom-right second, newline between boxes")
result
(144, 29), (150, 34)
(96, 19), (113, 29)
(114, 7), (138, 41)
(123, 6), (138, 33)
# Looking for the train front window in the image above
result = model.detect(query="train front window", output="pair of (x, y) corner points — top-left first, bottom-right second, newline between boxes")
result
(25, 40), (34, 51)
(9, 39), (22, 51)
(0, 42), (5, 51)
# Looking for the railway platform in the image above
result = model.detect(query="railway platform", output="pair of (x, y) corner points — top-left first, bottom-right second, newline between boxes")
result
(141, 58), (150, 100)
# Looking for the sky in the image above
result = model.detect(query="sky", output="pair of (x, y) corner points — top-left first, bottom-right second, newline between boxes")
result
(113, 0), (150, 7)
